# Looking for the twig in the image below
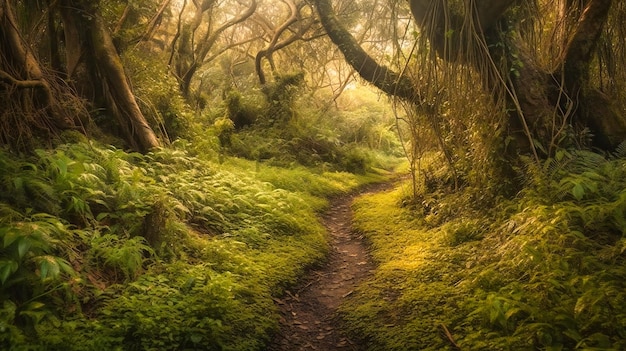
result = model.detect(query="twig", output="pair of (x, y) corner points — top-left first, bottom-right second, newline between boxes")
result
(440, 323), (462, 350)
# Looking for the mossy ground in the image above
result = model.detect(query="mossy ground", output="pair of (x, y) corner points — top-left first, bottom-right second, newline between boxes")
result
(0, 141), (395, 350)
(343, 151), (626, 350)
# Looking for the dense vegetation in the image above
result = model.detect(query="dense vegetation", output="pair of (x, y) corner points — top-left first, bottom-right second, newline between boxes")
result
(2, 0), (626, 350)
(345, 150), (626, 350)
(0, 138), (397, 349)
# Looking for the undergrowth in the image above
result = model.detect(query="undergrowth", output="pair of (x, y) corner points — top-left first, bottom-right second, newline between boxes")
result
(0, 140), (386, 350)
(215, 79), (403, 174)
(343, 149), (626, 350)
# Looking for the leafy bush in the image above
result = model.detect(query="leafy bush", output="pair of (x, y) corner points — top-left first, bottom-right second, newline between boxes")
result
(343, 150), (626, 350)
(212, 80), (403, 173)
(0, 139), (377, 350)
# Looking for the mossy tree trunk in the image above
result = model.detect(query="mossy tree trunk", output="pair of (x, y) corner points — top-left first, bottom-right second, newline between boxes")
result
(0, 0), (74, 148)
(315, 0), (626, 156)
(410, 0), (622, 154)
(59, 0), (160, 152)
(313, 0), (418, 102)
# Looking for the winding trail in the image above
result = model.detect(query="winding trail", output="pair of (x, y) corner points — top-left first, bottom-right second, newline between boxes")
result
(268, 182), (393, 351)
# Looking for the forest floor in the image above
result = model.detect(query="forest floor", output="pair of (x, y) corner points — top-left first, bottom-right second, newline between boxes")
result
(268, 181), (396, 351)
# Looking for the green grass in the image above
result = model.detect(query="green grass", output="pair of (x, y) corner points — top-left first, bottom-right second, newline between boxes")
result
(342, 151), (626, 350)
(0, 141), (390, 350)
(340, 183), (468, 350)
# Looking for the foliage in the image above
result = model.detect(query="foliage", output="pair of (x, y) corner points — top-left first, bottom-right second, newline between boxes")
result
(223, 84), (403, 173)
(342, 150), (626, 350)
(0, 140), (375, 350)
(224, 89), (263, 130)
(123, 49), (192, 141)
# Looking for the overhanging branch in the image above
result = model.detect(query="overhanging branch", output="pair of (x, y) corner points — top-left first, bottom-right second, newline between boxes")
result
(313, 0), (418, 102)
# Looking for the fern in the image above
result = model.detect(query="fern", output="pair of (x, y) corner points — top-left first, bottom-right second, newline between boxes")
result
(89, 233), (154, 281)
(612, 140), (626, 159)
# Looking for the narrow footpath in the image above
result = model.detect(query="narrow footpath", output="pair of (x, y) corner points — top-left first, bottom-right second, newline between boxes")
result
(268, 182), (393, 351)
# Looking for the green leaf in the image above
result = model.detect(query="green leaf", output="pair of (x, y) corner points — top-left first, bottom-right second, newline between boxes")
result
(504, 307), (522, 320)
(577, 333), (612, 348)
(17, 237), (32, 259)
(39, 256), (60, 280)
(0, 260), (18, 285)
(56, 257), (75, 276)
(562, 328), (582, 342)
(572, 183), (585, 200)
(3, 228), (21, 248)
(12, 177), (24, 192)
(19, 303), (47, 325)
(23, 301), (45, 311)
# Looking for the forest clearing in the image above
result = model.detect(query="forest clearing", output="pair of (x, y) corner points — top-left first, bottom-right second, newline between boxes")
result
(2, 0), (626, 350)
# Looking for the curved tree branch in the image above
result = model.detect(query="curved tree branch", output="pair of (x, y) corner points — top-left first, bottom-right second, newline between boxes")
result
(131, 0), (172, 44)
(255, 0), (299, 84)
(167, 0), (187, 68)
(197, 0), (257, 60)
(312, 0), (418, 101)
(255, 0), (308, 84)
(177, 0), (257, 95)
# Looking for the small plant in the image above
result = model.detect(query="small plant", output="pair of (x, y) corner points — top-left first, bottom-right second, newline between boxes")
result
(89, 234), (154, 281)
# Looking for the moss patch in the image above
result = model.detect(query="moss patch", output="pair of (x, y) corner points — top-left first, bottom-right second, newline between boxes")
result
(343, 152), (626, 350)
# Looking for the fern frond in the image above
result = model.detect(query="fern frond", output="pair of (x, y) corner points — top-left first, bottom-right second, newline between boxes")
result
(569, 150), (607, 173)
(613, 140), (626, 159)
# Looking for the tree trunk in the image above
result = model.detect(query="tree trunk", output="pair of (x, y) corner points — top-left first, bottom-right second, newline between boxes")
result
(59, 0), (160, 153)
(0, 0), (74, 148)
(90, 13), (160, 152)
(414, 0), (625, 152)
(557, 0), (626, 149)
(316, 0), (626, 155)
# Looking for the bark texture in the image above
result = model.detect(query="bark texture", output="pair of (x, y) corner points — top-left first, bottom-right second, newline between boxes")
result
(90, 13), (160, 152)
(316, 0), (626, 153)
(59, 0), (160, 152)
(0, 0), (74, 148)
(413, 0), (624, 151)
(313, 0), (419, 102)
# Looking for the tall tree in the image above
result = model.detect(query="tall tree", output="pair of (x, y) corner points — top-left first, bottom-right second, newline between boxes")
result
(168, 0), (257, 97)
(58, 0), (160, 152)
(314, 0), (626, 161)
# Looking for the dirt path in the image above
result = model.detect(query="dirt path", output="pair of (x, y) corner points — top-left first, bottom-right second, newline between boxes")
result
(268, 182), (393, 351)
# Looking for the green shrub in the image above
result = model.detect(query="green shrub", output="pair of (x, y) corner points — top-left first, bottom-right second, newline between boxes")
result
(0, 139), (379, 350)
(343, 151), (626, 350)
